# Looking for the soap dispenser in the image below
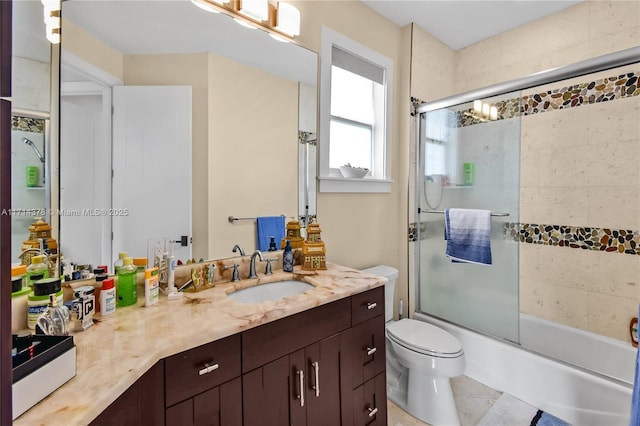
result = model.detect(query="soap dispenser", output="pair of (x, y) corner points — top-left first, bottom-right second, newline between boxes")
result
(283, 240), (294, 272)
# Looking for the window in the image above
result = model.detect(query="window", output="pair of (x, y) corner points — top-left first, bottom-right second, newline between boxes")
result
(319, 27), (393, 192)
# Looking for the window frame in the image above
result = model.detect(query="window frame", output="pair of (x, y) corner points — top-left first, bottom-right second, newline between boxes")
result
(319, 27), (393, 193)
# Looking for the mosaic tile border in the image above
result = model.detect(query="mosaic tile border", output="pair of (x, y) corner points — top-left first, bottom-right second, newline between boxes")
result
(11, 115), (45, 133)
(411, 70), (639, 127)
(505, 223), (640, 255)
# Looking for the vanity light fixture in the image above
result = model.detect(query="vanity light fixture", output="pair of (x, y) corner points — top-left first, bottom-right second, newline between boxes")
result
(42, 0), (61, 44)
(236, 0), (268, 21)
(466, 100), (499, 122)
(271, 1), (300, 37)
(190, 0), (301, 42)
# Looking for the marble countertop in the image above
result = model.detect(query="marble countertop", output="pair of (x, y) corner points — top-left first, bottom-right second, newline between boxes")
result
(15, 262), (387, 425)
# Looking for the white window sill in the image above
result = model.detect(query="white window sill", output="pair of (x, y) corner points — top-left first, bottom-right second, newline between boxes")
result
(319, 176), (393, 193)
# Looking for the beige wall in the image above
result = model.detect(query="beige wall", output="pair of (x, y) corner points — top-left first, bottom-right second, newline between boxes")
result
(410, 1), (640, 341)
(61, 19), (123, 82)
(123, 53), (210, 259)
(207, 54), (298, 259)
(292, 1), (410, 318)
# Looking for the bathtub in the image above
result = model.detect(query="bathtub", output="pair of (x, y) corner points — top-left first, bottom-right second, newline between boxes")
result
(415, 312), (635, 426)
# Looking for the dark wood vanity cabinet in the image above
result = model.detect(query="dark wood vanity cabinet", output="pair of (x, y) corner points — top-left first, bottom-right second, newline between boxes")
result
(92, 286), (387, 425)
(164, 334), (243, 426)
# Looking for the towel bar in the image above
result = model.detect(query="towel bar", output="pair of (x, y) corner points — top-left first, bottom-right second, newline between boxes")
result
(228, 215), (286, 223)
(421, 210), (510, 217)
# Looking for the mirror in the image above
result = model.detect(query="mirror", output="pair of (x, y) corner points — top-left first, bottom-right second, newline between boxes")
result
(10, 0), (54, 262)
(58, 0), (318, 267)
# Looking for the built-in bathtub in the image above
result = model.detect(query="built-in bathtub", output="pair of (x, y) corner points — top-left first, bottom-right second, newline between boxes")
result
(415, 312), (635, 426)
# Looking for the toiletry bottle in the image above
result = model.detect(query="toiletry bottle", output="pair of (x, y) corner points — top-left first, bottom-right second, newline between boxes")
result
(268, 236), (277, 251)
(463, 162), (474, 186)
(167, 245), (176, 292)
(116, 257), (138, 307)
(26, 255), (49, 288)
(144, 267), (159, 307)
(94, 273), (108, 314)
(283, 240), (294, 272)
(100, 278), (116, 317)
(36, 293), (70, 336)
(114, 251), (128, 274)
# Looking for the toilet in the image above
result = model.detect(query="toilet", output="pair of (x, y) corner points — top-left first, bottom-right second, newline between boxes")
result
(363, 265), (465, 426)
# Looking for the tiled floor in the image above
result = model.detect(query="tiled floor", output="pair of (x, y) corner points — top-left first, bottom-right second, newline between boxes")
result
(387, 375), (503, 426)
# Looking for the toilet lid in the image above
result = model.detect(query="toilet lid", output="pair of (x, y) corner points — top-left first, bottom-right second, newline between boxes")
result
(386, 319), (463, 357)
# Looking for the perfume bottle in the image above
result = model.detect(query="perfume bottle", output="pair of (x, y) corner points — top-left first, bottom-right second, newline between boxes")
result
(36, 294), (70, 336)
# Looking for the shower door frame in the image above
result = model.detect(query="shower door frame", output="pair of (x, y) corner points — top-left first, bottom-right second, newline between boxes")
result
(413, 46), (640, 330)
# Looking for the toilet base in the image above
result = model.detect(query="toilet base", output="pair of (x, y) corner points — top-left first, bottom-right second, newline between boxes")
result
(407, 370), (460, 426)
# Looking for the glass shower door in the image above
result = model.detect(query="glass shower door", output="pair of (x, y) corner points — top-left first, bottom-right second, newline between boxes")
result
(417, 94), (521, 343)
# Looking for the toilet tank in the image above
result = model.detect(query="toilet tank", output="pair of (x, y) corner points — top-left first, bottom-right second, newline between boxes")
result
(362, 265), (398, 323)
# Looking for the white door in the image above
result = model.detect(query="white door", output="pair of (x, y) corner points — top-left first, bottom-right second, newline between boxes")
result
(60, 86), (112, 267)
(112, 86), (192, 264)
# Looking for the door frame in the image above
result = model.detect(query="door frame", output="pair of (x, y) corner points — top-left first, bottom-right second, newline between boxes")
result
(60, 50), (122, 266)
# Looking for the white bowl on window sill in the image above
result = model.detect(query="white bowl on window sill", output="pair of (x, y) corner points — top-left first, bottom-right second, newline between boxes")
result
(339, 166), (369, 178)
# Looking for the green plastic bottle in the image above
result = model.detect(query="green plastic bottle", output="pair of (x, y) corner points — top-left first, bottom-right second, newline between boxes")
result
(114, 251), (128, 274)
(116, 257), (138, 307)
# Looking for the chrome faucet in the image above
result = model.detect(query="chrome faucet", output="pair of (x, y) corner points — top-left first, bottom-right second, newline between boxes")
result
(248, 250), (264, 279)
(232, 244), (245, 256)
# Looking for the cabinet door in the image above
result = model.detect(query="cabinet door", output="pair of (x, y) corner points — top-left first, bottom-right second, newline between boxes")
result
(243, 356), (291, 426)
(352, 373), (387, 426)
(348, 315), (386, 389)
(90, 361), (165, 426)
(304, 334), (342, 426)
(166, 377), (243, 426)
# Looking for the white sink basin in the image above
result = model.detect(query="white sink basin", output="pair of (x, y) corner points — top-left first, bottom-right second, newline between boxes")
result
(227, 280), (315, 304)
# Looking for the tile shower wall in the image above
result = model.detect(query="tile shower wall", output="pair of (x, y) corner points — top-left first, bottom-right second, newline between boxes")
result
(410, 0), (639, 342)
(519, 64), (640, 342)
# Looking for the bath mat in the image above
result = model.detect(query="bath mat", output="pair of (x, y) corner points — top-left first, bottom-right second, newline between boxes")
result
(530, 410), (570, 426)
(478, 393), (571, 426)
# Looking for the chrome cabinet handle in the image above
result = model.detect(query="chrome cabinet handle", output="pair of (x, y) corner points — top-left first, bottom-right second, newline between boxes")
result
(198, 363), (219, 376)
(367, 302), (377, 310)
(368, 407), (378, 417)
(297, 370), (305, 407)
(366, 347), (377, 356)
(311, 361), (320, 397)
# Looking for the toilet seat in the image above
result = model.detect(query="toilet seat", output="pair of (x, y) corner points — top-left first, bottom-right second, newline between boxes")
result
(386, 319), (463, 358)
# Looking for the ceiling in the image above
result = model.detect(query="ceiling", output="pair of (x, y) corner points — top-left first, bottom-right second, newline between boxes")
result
(13, 0), (583, 71)
(362, 0), (583, 50)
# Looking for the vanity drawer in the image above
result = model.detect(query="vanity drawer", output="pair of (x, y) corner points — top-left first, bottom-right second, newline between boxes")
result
(165, 333), (241, 407)
(347, 314), (386, 389)
(351, 286), (384, 326)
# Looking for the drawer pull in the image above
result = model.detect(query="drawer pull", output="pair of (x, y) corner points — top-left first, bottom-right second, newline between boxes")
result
(312, 361), (320, 397)
(297, 370), (305, 407)
(366, 302), (377, 310)
(366, 347), (377, 356)
(198, 363), (219, 376)
(368, 407), (378, 417)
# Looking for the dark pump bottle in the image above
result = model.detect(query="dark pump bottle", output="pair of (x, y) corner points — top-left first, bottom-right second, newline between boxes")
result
(283, 240), (294, 272)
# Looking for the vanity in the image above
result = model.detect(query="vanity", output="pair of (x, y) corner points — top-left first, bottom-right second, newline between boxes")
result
(14, 263), (387, 425)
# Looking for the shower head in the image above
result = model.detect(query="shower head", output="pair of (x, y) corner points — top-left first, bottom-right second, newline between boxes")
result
(22, 138), (45, 163)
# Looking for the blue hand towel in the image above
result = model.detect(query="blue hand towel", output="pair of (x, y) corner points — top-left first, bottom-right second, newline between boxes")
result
(444, 208), (492, 265)
(631, 305), (640, 426)
(256, 216), (285, 252)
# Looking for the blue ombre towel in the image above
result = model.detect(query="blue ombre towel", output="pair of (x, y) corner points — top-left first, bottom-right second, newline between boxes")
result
(256, 216), (285, 252)
(444, 208), (492, 265)
(631, 305), (640, 426)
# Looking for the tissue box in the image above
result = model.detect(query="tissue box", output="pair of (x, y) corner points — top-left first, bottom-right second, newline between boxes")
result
(12, 334), (76, 420)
